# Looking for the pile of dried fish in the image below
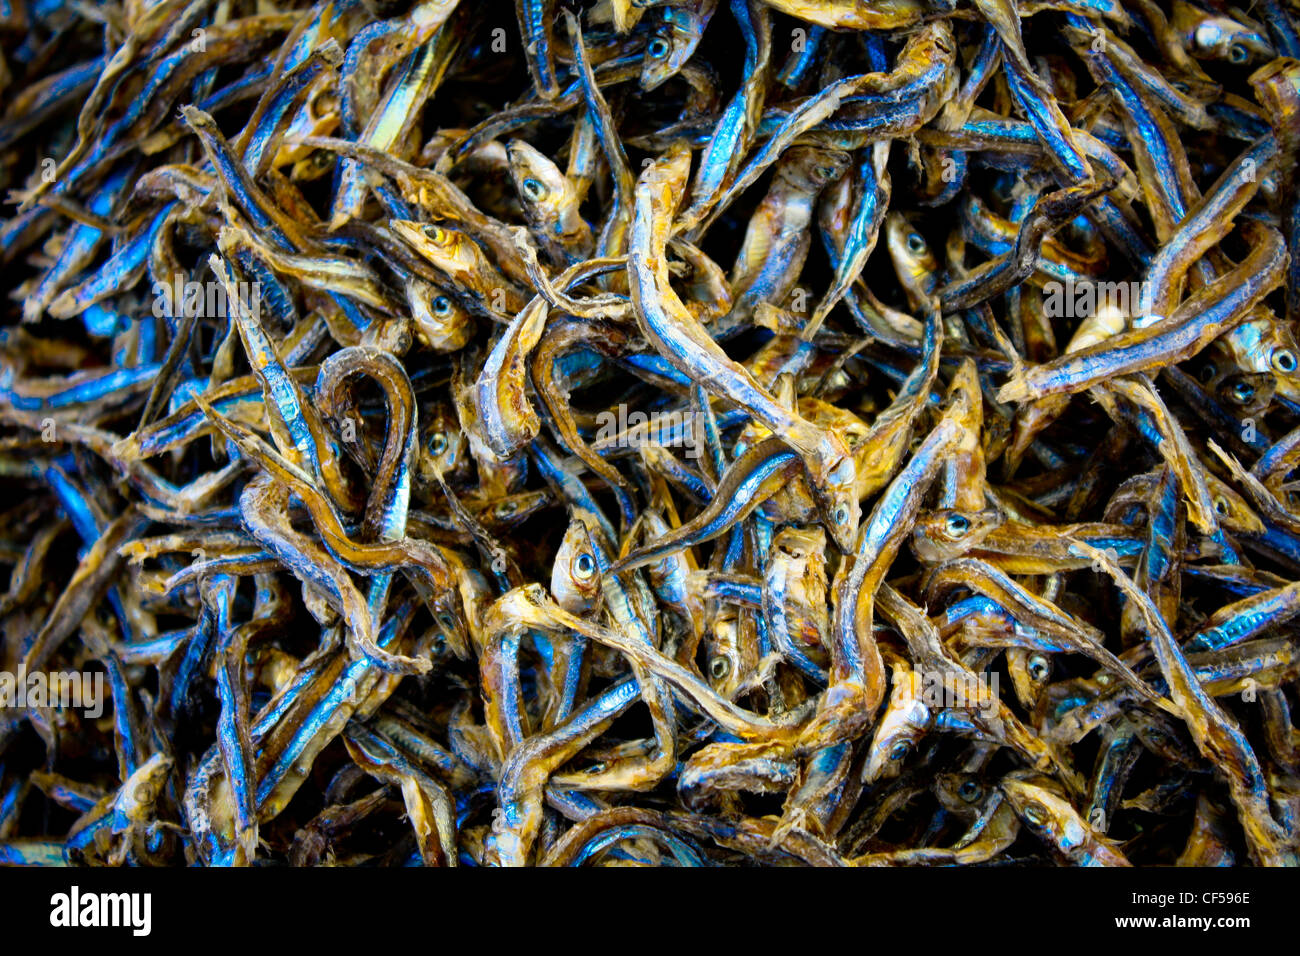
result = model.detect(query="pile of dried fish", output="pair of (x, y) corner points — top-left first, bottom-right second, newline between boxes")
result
(1, 0), (1300, 868)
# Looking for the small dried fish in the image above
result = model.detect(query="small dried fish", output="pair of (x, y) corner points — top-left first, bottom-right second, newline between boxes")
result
(0, 0), (1297, 871)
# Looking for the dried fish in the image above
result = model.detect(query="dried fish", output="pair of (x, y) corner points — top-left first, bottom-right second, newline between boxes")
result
(0, 0), (1297, 870)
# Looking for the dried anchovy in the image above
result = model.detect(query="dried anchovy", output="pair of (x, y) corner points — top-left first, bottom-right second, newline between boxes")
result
(0, 0), (1298, 868)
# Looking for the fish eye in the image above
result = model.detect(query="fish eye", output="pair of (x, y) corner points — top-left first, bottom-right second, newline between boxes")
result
(1023, 803), (1048, 827)
(709, 655), (731, 680)
(522, 177), (546, 200)
(889, 741), (911, 761)
(815, 165), (835, 180)
(906, 232), (927, 255)
(648, 37), (670, 59)
(422, 224), (446, 241)
(497, 499), (519, 517)
(958, 780), (982, 802)
(1172, 80), (1190, 93)
(1228, 43), (1248, 63)
(428, 432), (448, 456)
(833, 505), (850, 525)
(574, 552), (596, 580)
(438, 613), (457, 632)
(1027, 654), (1050, 681)
(1198, 361), (1218, 383)
(432, 295), (452, 316)
(1213, 496), (1230, 516)
(1229, 380), (1255, 403)
(945, 513), (971, 536)
(1272, 348), (1297, 373)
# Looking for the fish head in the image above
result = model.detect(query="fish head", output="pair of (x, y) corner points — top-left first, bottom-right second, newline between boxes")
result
(407, 278), (474, 352)
(934, 772), (990, 813)
(815, 452), (860, 554)
(1189, 16), (1274, 64)
(114, 753), (174, 824)
(506, 140), (574, 229)
(551, 517), (603, 614)
(640, 5), (698, 90)
(418, 401), (471, 481)
(885, 212), (939, 309)
(911, 508), (1003, 562)
(391, 220), (477, 273)
(862, 665), (931, 783)
(483, 490), (550, 530)
(999, 775), (1082, 849)
(702, 604), (750, 698)
(779, 146), (852, 194)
